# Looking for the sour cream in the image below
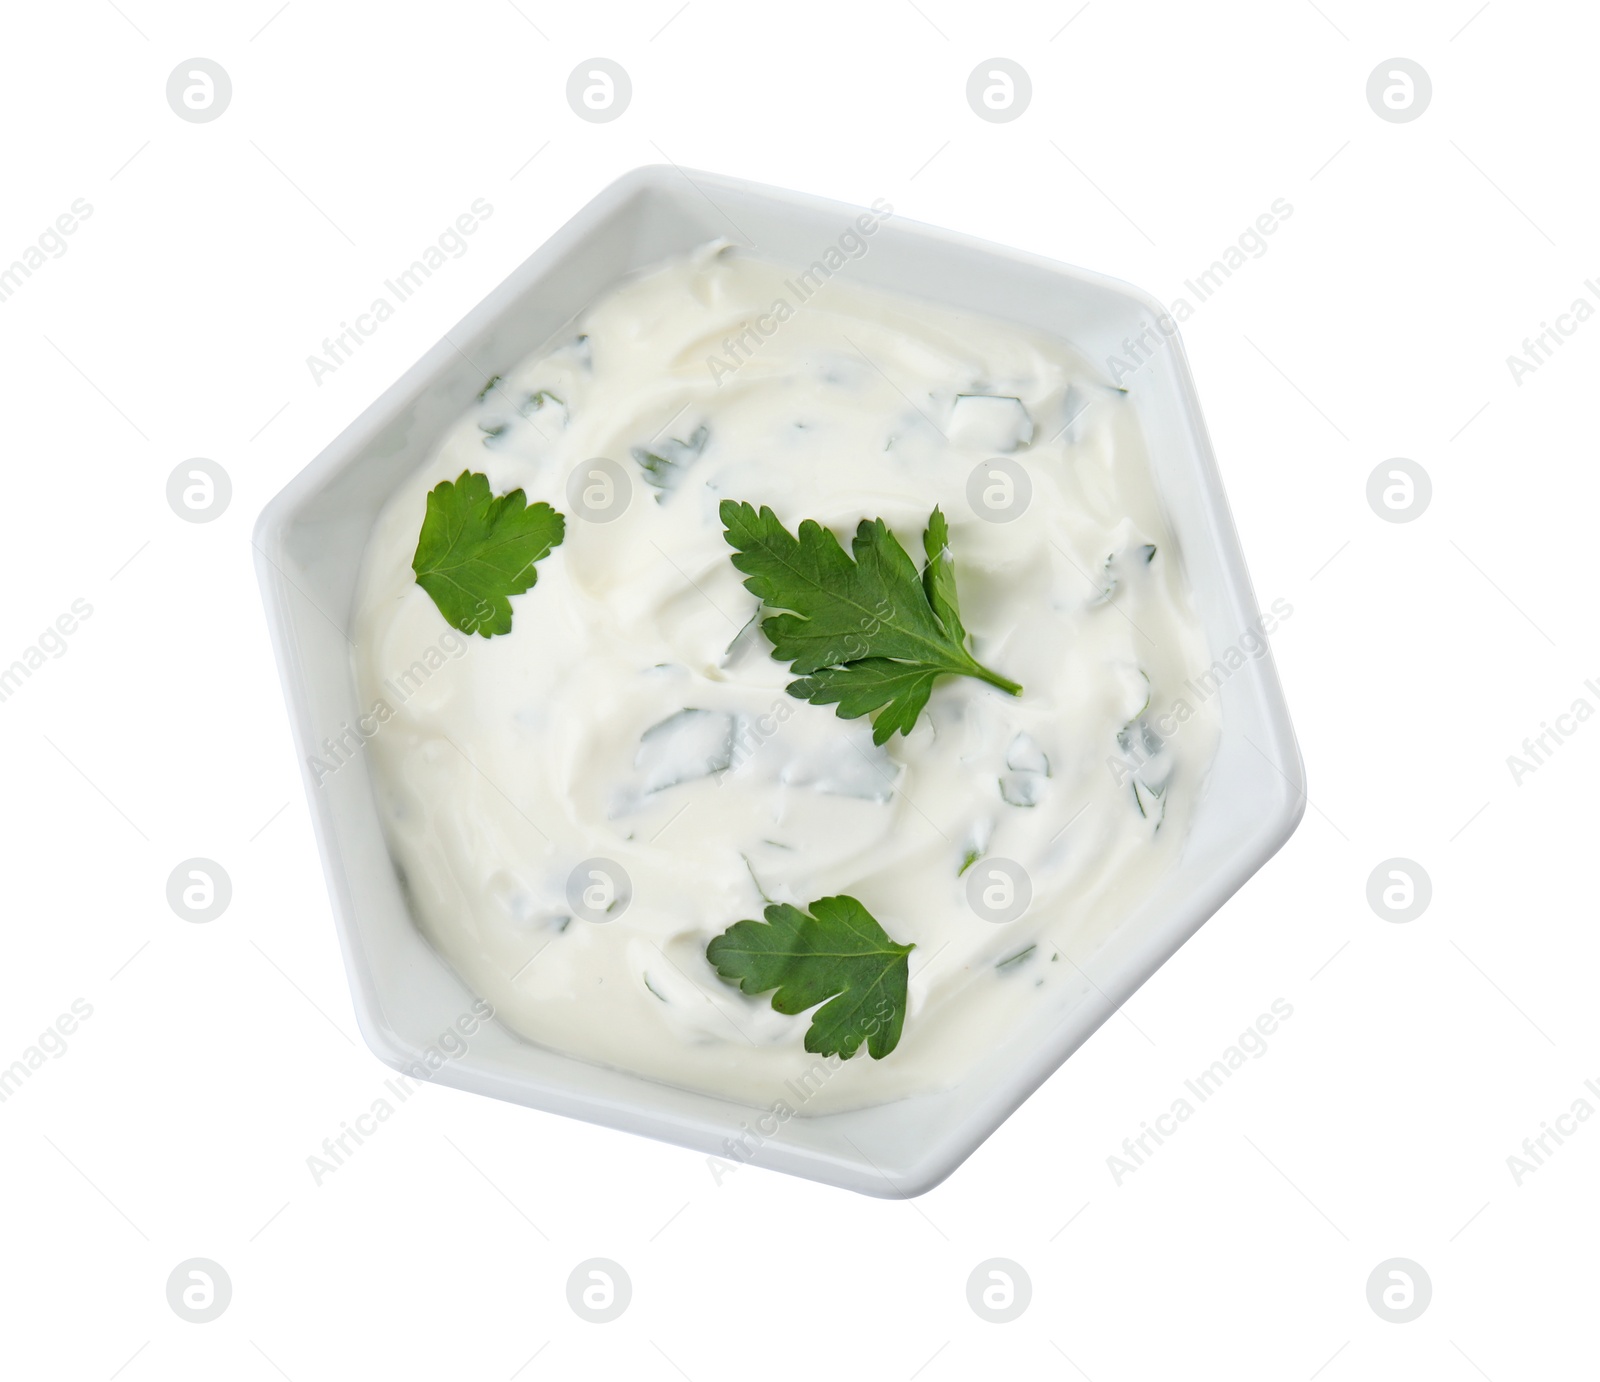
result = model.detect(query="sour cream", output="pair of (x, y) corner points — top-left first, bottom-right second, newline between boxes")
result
(350, 242), (1220, 1111)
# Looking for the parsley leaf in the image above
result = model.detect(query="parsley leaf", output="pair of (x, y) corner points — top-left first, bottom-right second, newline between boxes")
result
(411, 470), (565, 637)
(719, 500), (1021, 744)
(921, 506), (965, 644)
(706, 895), (914, 1059)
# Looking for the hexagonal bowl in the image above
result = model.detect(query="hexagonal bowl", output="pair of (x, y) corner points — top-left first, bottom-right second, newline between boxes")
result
(254, 164), (1304, 1197)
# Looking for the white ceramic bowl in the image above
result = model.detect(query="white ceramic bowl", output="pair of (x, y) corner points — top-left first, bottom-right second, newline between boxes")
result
(254, 165), (1304, 1197)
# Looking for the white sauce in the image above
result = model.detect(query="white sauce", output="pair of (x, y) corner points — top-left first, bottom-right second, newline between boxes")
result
(350, 243), (1220, 1111)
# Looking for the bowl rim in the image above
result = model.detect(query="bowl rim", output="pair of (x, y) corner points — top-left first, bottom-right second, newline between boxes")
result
(253, 162), (1306, 1197)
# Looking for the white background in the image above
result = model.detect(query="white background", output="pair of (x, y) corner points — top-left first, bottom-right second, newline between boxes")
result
(1, 0), (1594, 1377)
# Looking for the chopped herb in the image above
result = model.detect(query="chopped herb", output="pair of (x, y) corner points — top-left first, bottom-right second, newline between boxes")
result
(1005, 731), (1050, 776)
(706, 894), (913, 1059)
(996, 944), (1036, 971)
(1117, 714), (1169, 809)
(1093, 553), (1118, 604)
(634, 708), (734, 793)
(1131, 777), (1167, 827)
(721, 501), (1022, 745)
(999, 774), (1045, 807)
(949, 394), (1034, 451)
(741, 852), (774, 904)
(476, 374), (502, 401)
(1126, 716), (1164, 761)
(631, 424), (709, 496)
(1095, 543), (1158, 604)
(721, 612), (762, 669)
(1129, 670), (1152, 721)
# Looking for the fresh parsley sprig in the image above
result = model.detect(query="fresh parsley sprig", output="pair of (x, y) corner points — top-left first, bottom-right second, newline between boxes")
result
(411, 470), (565, 637)
(720, 500), (1021, 744)
(706, 894), (914, 1059)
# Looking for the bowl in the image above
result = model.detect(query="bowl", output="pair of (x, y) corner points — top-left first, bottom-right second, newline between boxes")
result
(254, 164), (1304, 1197)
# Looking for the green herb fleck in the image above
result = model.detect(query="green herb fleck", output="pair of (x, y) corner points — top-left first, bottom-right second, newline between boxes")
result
(741, 852), (774, 904)
(997, 944), (1036, 972)
(631, 424), (709, 496)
